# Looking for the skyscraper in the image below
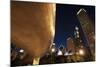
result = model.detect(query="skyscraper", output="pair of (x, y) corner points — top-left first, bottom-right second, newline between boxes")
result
(77, 8), (95, 59)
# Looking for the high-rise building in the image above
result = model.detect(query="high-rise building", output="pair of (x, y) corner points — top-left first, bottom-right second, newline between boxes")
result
(77, 8), (95, 57)
(66, 37), (75, 54)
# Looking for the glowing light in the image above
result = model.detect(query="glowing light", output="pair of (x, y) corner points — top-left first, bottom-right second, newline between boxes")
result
(76, 31), (79, 34)
(69, 53), (74, 55)
(77, 35), (79, 38)
(52, 43), (55, 46)
(75, 26), (79, 30)
(64, 52), (69, 56)
(51, 48), (55, 52)
(79, 49), (84, 56)
(19, 49), (24, 53)
(64, 52), (74, 56)
(77, 8), (86, 15)
(33, 57), (40, 65)
(57, 50), (63, 56)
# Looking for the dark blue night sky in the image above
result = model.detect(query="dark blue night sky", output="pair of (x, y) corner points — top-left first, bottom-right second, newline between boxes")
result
(54, 4), (95, 48)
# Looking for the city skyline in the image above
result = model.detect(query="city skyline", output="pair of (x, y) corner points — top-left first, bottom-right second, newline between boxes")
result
(54, 4), (95, 48)
(11, 2), (95, 65)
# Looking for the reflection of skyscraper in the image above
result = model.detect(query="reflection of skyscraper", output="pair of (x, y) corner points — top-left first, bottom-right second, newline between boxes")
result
(77, 8), (95, 57)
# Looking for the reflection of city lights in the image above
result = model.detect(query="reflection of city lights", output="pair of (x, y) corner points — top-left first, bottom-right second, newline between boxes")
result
(79, 49), (84, 56)
(19, 49), (24, 53)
